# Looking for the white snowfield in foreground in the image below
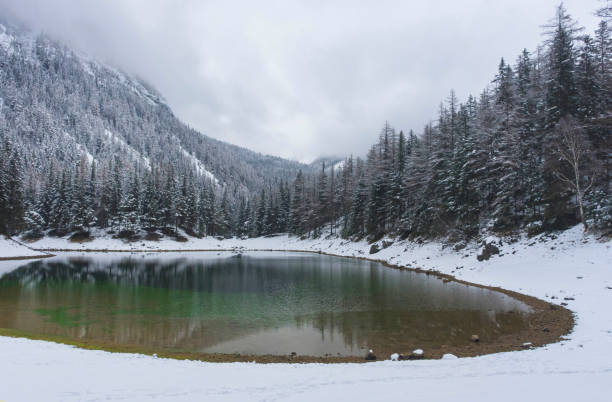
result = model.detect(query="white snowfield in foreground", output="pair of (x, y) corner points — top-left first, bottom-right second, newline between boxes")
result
(1, 225), (611, 402)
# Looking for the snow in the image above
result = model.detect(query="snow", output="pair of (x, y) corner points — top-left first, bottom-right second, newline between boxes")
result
(62, 131), (94, 164)
(0, 236), (49, 260)
(1, 225), (611, 401)
(179, 147), (219, 184)
(0, 23), (14, 54)
(79, 57), (95, 77)
(104, 129), (151, 170)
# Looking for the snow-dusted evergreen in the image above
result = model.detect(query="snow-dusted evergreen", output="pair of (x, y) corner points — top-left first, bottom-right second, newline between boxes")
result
(0, 4), (610, 241)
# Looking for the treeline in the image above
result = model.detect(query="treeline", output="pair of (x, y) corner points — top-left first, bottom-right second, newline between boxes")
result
(0, 152), (239, 238)
(0, 4), (610, 240)
(0, 129), (292, 238)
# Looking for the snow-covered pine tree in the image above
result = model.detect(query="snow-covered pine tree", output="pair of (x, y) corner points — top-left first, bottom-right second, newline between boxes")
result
(541, 5), (583, 229)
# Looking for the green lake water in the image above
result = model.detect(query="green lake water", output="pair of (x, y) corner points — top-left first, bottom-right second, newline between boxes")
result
(0, 252), (531, 357)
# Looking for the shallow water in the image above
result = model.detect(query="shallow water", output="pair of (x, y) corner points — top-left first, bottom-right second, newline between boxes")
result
(0, 252), (531, 357)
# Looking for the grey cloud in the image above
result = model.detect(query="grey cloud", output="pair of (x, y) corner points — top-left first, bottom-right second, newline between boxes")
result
(0, 0), (602, 162)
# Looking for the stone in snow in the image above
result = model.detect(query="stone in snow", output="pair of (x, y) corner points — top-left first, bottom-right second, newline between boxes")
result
(390, 353), (399, 361)
(365, 349), (376, 361)
(442, 353), (458, 360)
(408, 349), (425, 360)
(477, 240), (500, 261)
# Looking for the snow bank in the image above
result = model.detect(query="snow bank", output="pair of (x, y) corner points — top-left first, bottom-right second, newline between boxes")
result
(0, 236), (49, 260)
(2, 226), (611, 401)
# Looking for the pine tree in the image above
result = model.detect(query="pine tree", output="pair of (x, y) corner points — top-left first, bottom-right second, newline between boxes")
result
(540, 5), (584, 229)
(290, 170), (306, 236)
(49, 171), (71, 234)
(543, 4), (582, 125)
(119, 173), (140, 232)
(215, 189), (230, 236)
(0, 137), (11, 234)
(0, 139), (25, 234)
(347, 159), (368, 237)
(141, 170), (161, 228)
(389, 130), (406, 228)
(576, 35), (600, 119)
(593, 20), (612, 114)
(316, 162), (329, 236)
(491, 58), (521, 231)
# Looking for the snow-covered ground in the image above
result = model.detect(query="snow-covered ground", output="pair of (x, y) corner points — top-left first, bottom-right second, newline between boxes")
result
(0, 236), (51, 259)
(1, 226), (611, 401)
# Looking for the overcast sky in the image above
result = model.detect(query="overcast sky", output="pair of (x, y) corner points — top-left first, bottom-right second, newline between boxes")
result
(0, 0), (603, 162)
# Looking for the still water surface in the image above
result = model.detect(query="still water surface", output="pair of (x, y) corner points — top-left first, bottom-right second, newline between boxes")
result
(0, 252), (531, 357)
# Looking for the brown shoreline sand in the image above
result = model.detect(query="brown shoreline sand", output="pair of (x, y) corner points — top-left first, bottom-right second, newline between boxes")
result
(0, 254), (54, 261)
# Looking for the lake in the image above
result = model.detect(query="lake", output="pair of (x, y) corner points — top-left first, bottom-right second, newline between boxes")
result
(0, 252), (532, 359)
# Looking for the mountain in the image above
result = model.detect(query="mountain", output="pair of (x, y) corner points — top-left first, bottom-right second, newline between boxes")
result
(0, 18), (316, 237)
(0, 19), (309, 198)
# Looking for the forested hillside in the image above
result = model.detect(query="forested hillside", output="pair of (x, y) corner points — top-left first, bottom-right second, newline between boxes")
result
(0, 4), (610, 241)
(0, 19), (309, 238)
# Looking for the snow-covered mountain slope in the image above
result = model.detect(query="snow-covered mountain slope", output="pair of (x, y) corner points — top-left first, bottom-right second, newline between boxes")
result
(0, 19), (309, 199)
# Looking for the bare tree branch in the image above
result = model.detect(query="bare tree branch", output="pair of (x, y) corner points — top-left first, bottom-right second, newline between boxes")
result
(555, 117), (595, 230)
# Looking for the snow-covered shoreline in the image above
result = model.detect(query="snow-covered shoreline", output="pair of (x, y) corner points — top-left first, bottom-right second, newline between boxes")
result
(0, 236), (52, 260)
(1, 226), (611, 401)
